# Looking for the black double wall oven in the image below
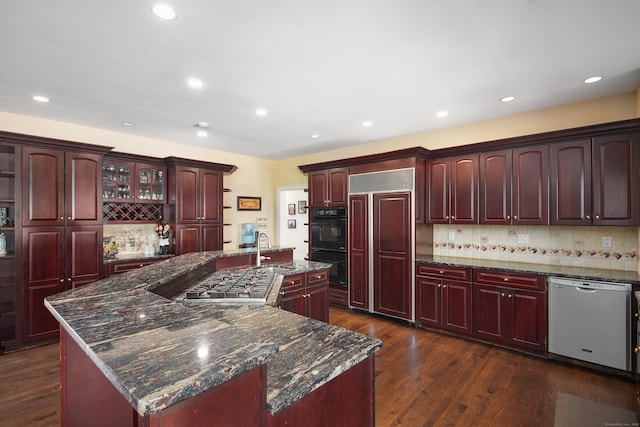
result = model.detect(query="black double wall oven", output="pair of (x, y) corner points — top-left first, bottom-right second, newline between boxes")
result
(309, 207), (347, 288)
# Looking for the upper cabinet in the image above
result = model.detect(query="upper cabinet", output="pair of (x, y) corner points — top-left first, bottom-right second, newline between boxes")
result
(426, 154), (478, 224)
(165, 157), (236, 255)
(103, 157), (166, 204)
(479, 145), (548, 225)
(22, 147), (103, 227)
(550, 132), (640, 226)
(308, 167), (348, 208)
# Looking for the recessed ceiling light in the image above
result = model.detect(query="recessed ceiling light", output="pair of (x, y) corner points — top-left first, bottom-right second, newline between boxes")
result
(584, 76), (602, 84)
(151, 4), (177, 21)
(310, 134), (320, 139)
(256, 108), (267, 116)
(500, 96), (515, 103)
(187, 78), (203, 89)
(436, 111), (448, 118)
(196, 130), (208, 137)
(32, 95), (50, 103)
(122, 121), (134, 126)
(362, 120), (373, 127)
(195, 122), (209, 129)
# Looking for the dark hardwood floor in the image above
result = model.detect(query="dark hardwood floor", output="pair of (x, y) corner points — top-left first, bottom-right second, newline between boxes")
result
(1, 307), (638, 426)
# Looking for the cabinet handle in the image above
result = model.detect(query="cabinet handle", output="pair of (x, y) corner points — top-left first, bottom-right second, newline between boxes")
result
(586, 215), (591, 220)
(68, 216), (71, 220)
(439, 270), (444, 274)
(445, 216), (449, 220)
(437, 284), (441, 287)
(140, 264), (144, 267)
(60, 216), (64, 220)
(513, 215), (517, 219)
(443, 285), (446, 288)
(313, 275), (322, 279)
(507, 215), (511, 219)
(451, 216), (455, 220)
(279, 291), (285, 296)
(60, 278), (64, 283)
(503, 278), (509, 282)
(595, 215), (600, 219)
(635, 347), (640, 354)
(501, 293), (505, 297)
(507, 294), (512, 298)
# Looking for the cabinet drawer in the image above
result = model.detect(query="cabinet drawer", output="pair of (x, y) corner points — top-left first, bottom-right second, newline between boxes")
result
(281, 273), (304, 289)
(109, 259), (161, 276)
(259, 249), (293, 264)
(306, 269), (329, 285)
(416, 264), (471, 281)
(473, 269), (545, 291)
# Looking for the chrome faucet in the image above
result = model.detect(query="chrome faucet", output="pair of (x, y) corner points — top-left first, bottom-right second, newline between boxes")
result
(255, 231), (272, 267)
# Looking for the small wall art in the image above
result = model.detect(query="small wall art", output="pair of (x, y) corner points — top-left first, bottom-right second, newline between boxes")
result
(287, 219), (296, 229)
(297, 200), (307, 214)
(237, 196), (262, 211)
(288, 203), (296, 215)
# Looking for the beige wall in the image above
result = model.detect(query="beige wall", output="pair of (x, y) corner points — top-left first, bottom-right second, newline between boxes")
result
(1, 90), (638, 249)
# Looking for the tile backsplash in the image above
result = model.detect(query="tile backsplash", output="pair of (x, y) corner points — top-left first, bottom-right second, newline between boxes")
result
(103, 224), (160, 255)
(432, 225), (639, 272)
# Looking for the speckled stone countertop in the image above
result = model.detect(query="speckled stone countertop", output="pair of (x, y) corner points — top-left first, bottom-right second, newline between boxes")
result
(45, 247), (381, 417)
(103, 253), (175, 264)
(416, 255), (640, 284)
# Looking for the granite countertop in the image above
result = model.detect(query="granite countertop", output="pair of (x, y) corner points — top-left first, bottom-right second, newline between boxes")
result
(45, 248), (381, 417)
(103, 253), (175, 264)
(416, 254), (640, 284)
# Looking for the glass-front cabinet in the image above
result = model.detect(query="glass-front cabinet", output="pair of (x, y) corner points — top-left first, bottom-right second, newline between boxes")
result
(103, 161), (134, 202)
(136, 163), (165, 203)
(103, 158), (165, 204)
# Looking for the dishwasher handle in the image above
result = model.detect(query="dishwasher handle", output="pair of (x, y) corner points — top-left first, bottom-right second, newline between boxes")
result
(575, 287), (597, 293)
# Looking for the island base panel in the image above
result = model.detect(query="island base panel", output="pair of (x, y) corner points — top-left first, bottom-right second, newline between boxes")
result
(267, 355), (375, 427)
(60, 328), (268, 427)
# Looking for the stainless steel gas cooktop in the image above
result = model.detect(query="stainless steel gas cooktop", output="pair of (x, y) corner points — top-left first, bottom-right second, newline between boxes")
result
(174, 267), (278, 304)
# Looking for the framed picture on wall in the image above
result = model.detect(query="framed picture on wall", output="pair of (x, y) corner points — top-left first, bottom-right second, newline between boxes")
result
(287, 219), (296, 229)
(297, 200), (307, 214)
(288, 204), (296, 215)
(237, 196), (262, 211)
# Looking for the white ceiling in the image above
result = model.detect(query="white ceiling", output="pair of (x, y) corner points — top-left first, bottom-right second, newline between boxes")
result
(1, 1), (639, 160)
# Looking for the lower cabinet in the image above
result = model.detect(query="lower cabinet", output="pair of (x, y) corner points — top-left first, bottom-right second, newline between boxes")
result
(416, 263), (548, 355)
(416, 264), (473, 336)
(278, 269), (329, 322)
(473, 270), (547, 355)
(104, 258), (168, 277)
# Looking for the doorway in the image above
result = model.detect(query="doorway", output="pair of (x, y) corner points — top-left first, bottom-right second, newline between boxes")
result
(277, 185), (308, 261)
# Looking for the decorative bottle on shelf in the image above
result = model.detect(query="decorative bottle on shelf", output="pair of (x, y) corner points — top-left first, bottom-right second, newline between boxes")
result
(0, 233), (7, 256)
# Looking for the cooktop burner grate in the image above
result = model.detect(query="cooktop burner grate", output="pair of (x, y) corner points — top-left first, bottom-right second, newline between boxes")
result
(175, 268), (278, 303)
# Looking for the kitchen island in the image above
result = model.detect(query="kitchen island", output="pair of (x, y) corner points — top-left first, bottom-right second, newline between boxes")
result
(45, 248), (381, 426)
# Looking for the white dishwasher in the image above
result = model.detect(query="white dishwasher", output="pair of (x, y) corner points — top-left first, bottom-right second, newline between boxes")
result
(548, 276), (631, 372)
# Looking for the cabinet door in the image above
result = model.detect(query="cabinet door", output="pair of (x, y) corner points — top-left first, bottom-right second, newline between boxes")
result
(66, 226), (102, 290)
(442, 279), (472, 336)
(308, 171), (328, 208)
(506, 289), (547, 354)
(201, 224), (222, 252)
(426, 158), (449, 224)
(22, 147), (65, 226)
(550, 139), (592, 225)
(174, 224), (199, 255)
(102, 160), (134, 202)
(372, 192), (411, 320)
(592, 132), (640, 225)
(22, 227), (65, 342)
(349, 194), (369, 310)
(473, 284), (506, 344)
(136, 163), (166, 203)
(451, 154), (478, 224)
(175, 166), (200, 223)
(479, 150), (511, 225)
(199, 169), (222, 223)
(512, 146), (548, 225)
(327, 168), (348, 206)
(279, 276), (305, 316)
(306, 282), (329, 322)
(65, 152), (102, 225)
(415, 275), (442, 328)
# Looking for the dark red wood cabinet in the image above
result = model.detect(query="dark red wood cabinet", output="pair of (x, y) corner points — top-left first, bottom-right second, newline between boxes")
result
(426, 155), (479, 224)
(167, 161), (226, 254)
(308, 167), (348, 208)
(479, 145), (548, 225)
(349, 194), (369, 310)
(473, 270), (547, 354)
(372, 192), (412, 320)
(550, 132), (640, 226)
(21, 147), (103, 344)
(278, 270), (329, 322)
(415, 264), (473, 336)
